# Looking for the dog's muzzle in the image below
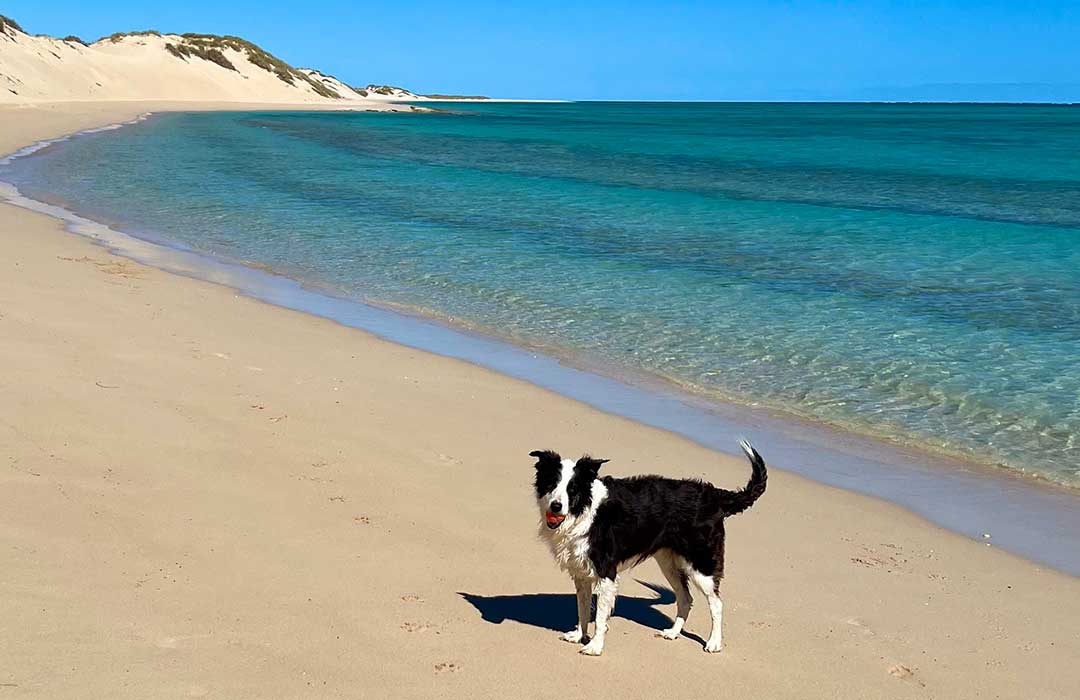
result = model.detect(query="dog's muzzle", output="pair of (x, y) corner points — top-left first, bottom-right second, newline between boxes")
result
(545, 511), (566, 529)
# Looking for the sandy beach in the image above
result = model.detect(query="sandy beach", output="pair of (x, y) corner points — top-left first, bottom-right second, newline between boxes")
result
(1, 103), (1078, 699)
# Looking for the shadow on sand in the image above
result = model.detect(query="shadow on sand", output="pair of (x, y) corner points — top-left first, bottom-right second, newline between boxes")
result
(459, 580), (705, 645)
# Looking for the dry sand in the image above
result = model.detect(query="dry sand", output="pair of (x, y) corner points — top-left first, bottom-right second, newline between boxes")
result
(0, 25), (418, 107)
(1, 103), (1078, 699)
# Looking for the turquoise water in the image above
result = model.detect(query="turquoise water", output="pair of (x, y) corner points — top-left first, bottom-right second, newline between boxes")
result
(4, 103), (1079, 486)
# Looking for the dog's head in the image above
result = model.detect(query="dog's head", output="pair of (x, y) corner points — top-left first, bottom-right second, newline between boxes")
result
(530, 450), (609, 531)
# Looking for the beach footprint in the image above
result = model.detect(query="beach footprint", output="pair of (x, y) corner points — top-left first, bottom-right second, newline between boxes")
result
(437, 453), (463, 466)
(887, 663), (926, 688)
(433, 662), (461, 674)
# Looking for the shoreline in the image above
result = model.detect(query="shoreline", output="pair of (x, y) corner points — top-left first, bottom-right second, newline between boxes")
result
(2, 102), (1079, 700)
(2, 105), (1078, 576)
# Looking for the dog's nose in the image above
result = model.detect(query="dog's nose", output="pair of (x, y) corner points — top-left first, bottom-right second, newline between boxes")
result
(550, 501), (563, 514)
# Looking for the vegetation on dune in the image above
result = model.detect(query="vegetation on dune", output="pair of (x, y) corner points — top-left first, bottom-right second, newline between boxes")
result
(0, 14), (25, 34)
(178, 34), (341, 98)
(302, 77), (341, 99)
(164, 41), (237, 72)
(106, 30), (162, 42)
(300, 72), (371, 97)
(0, 19), (415, 102)
(300, 68), (356, 99)
(310, 74), (412, 102)
(367, 84), (409, 96)
(362, 84), (422, 98)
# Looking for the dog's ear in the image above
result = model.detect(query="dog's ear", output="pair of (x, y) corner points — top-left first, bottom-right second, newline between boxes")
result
(575, 456), (609, 478)
(530, 450), (561, 467)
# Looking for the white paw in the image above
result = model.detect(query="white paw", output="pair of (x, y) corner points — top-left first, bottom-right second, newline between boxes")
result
(579, 640), (605, 656)
(703, 639), (723, 653)
(656, 628), (680, 640)
(560, 629), (584, 644)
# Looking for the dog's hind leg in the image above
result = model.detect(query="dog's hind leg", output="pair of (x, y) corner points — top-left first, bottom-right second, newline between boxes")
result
(579, 577), (618, 656)
(654, 551), (692, 640)
(560, 578), (592, 644)
(687, 569), (724, 653)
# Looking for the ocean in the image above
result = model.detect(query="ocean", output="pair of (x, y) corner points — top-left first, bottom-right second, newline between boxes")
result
(3, 102), (1079, 487)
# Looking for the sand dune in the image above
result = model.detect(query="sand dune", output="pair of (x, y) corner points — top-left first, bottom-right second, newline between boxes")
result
(0, 17), (420, 107)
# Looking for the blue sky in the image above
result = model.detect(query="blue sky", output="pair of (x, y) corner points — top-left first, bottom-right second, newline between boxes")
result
(5, 1), (1079, 101)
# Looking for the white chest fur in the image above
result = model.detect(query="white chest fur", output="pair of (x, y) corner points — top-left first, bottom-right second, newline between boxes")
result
(539, 480), (607, 580)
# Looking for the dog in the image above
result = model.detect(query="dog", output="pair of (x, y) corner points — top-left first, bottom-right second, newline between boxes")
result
(530, 440), (767, 656)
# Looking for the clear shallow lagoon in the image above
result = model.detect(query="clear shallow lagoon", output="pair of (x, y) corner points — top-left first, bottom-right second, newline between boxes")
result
(4, 103), (1079, 486)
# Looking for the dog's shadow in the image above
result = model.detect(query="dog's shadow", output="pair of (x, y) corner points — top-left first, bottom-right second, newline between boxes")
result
(459, 580), (706, 645)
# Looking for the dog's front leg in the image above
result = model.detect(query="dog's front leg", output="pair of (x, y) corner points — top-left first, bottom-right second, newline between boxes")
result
(580, 577), (617, 656)
(560, 577), (592, 644)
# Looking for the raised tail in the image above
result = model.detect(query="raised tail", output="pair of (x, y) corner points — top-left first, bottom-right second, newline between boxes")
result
(718, 440), (768, 516)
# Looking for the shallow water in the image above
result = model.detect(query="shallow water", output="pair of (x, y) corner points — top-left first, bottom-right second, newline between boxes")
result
(3, 103), (1079, 485)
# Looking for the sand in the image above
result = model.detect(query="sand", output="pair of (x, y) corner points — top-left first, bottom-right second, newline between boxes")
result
(1, 103), (1078, 700)
(0, 25), (418, 107)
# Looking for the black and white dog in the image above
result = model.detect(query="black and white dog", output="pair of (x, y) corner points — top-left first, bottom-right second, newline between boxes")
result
(530, 440), (767, 656)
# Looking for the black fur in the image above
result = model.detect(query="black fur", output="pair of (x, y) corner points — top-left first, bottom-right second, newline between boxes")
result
(586, 444), (766, 581)
(568, 457), (608, 515)
(530, 450), (562, 498)
(534, 443), (767, 584)
(722, 444), (767, 516)
(587, 476), (727, 580)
